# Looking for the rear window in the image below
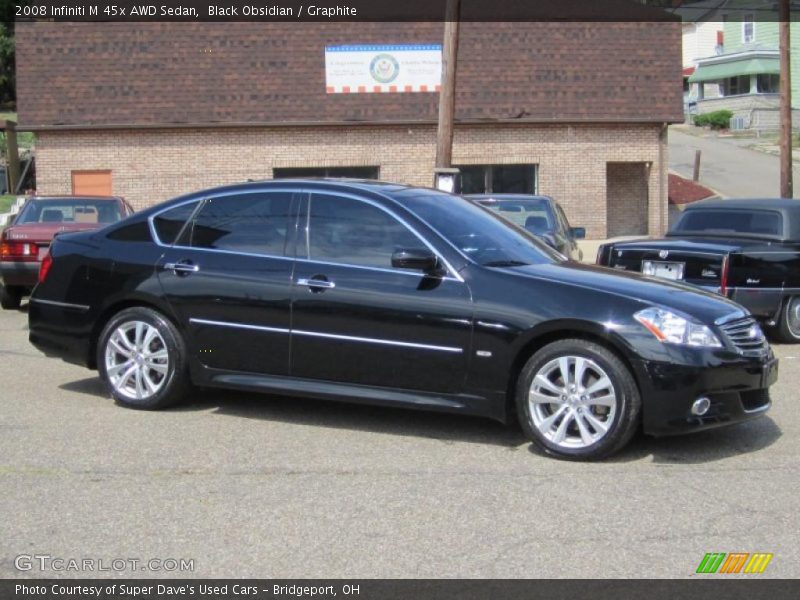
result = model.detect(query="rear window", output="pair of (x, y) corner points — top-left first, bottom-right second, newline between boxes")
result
(673, 209), (782, 237)
(16, 199), (122, 225)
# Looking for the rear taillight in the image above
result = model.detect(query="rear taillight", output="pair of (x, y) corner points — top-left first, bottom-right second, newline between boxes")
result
(1, 241), (37, 260)
(38, 253), (53, 284)
(719, 255), (729, 296)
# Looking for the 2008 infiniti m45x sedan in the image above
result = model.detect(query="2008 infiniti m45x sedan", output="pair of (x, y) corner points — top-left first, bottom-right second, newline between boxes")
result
(29, 180), (778, 460)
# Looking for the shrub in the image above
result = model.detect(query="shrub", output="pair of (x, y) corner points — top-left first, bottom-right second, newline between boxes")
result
(693, 110), (734, 130)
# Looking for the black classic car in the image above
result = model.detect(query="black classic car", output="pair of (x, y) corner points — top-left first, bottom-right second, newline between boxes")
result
(596, 198), (800, 343)
(466, 194), (585, 261)
(28, 181), (777, 460)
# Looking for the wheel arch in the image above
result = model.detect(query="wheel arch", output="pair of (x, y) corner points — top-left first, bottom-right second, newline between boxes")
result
(88, 294), (180, 369)
(503, 319), (643, 424)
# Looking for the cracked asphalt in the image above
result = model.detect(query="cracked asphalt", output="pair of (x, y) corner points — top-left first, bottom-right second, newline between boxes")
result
(0, 305), (797, 578)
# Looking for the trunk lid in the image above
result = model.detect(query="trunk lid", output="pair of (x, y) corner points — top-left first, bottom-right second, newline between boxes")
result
(605, 237), (743, 290)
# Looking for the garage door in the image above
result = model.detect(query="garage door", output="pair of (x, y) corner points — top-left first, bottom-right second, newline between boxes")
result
(71, 170), (112, 196)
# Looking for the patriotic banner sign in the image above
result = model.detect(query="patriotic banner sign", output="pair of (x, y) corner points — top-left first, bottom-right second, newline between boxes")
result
(325, 44), (442, 94)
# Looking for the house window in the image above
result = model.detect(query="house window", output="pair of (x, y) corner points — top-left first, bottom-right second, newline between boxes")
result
(457, 164), (538, 194)
(742, 14), (755, 43)
(757, 74), (779, 94)
(721, 75), (751, 96)
(273, 166), (379, 179)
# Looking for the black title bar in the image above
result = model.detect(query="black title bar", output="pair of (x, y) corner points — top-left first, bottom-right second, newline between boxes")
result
(11, 0), (800, 22)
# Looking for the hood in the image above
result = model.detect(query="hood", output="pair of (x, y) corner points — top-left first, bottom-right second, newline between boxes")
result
(506, 261), (745, 325)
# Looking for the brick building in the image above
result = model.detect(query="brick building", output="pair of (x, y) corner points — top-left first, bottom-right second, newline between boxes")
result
(15, 21), (683, 238)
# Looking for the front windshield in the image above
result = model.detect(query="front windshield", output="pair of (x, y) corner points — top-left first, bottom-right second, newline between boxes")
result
(16, 199), (122, 225)
(394, 189), (562, 267)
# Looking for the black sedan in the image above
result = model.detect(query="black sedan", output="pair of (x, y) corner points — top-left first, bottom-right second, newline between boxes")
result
(28, 180), (777, 460)
(466, 194), (585, 260)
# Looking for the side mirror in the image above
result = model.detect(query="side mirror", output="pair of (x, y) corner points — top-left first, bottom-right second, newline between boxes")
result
(570, 227), (586, 239)
(391, 247), (442, 274)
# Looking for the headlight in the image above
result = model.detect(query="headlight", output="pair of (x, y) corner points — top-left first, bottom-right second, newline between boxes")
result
(634, 307), (722, 348)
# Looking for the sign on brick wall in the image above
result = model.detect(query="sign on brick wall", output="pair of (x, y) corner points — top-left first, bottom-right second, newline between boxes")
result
(325, 44), (442, 93)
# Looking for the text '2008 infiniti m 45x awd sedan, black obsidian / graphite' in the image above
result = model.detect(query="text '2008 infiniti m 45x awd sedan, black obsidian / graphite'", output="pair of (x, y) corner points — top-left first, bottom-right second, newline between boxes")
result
(28, 180), (778, 460)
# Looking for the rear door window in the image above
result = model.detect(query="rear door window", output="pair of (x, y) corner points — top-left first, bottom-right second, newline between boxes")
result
(152, 201), (200, 245)
(178, 192), (293, 257)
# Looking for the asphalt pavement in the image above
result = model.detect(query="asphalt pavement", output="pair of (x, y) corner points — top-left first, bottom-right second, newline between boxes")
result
(0, 305), (798, 578)
(669, 127), (800, 199)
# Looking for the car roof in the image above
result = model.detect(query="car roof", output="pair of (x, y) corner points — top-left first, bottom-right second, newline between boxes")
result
(26, 195), (123, 202)
(684, 197), (800, 211)
(466, 194), (554, 202)
(679, 197), (800, 241)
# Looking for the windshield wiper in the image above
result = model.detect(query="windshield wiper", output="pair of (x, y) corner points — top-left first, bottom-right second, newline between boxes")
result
(482, 260), (530, 268)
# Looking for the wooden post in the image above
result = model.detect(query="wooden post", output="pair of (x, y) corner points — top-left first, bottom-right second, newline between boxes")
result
(435, 0), (460, 170)
(1, 120), (21, 194)
(693, 150), (701, 182)
(780, 0), (793, 198)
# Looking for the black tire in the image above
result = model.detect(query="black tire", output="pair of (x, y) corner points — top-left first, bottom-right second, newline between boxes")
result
(775, 296), (800, 344)
(97, 306), (190, 409)
(0, 285), (23, 310)
(516, 338), (641, 461)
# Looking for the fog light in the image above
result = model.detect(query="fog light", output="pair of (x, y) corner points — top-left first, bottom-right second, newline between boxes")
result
(691, 396), (711, 416)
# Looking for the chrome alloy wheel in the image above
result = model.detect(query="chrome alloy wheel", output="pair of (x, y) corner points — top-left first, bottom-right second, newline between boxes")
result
(104, 320), (169, 401)
(528, 356), (617, 449)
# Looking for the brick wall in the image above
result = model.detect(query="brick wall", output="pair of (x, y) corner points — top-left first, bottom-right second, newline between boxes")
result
(33, 122), (667, 239)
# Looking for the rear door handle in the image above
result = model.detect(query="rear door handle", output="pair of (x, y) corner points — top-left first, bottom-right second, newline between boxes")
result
(297, 277), (335, 290)
(164, 262), (200, 275)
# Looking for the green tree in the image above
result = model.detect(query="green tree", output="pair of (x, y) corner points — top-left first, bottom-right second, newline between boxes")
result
(0, 0), (31, 109)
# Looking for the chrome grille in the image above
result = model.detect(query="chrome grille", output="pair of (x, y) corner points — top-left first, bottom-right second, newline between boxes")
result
(719, 316), (768, 356)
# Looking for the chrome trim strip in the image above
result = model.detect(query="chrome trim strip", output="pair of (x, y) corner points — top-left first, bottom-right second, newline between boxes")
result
(30, 298), (90, 311)
(293, 256), (462, 282)
(189, 318), (463, 353)
(292, 329), (463, 353)
(190, 318), (289, 335)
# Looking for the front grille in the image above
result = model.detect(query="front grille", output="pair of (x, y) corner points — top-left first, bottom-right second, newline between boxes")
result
(719, 316), (768, 356)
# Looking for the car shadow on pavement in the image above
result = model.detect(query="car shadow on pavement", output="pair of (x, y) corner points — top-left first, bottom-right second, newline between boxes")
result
(59, 377), (781, 460)
(604, 417), (782, 464)
(59, 378), (529, 449)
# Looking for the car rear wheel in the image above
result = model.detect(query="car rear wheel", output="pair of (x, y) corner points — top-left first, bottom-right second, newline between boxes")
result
(776, 295), (800, 343)
(97, 306), (190, 409)
(516, 339), (641, 460)
(0, 284), (23, 310)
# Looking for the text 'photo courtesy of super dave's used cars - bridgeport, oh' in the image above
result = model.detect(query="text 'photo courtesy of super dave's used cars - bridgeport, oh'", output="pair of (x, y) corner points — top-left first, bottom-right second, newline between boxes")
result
(27, 180), (778, 460)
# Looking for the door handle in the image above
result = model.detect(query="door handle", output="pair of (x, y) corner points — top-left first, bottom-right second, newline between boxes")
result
(297, 277), (335, 291)
(164, 261), (200, 275)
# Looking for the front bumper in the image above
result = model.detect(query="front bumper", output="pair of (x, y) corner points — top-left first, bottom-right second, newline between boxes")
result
(0, 260), (39, 289)
(634, 352), (777, 436)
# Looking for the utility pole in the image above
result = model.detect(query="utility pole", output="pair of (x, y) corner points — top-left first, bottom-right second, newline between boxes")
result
(435, 0), (461, 170)
(780, 0), (793, 198)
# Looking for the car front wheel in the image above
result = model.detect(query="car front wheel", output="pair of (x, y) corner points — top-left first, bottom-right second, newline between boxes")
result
(516, 339), (641, 460)
(97, 306), (190, 409)
(776, 295), (800, 343)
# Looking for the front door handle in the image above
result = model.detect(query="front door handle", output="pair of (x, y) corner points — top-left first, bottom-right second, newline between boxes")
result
(164, 261), (200, 275)
(297, 276), (335, 292)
